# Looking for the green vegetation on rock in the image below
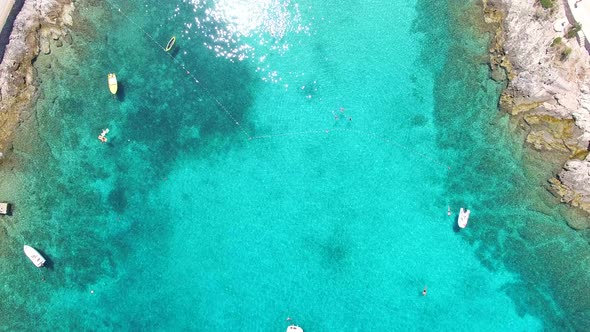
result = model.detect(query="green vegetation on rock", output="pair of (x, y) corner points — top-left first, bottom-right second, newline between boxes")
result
(560, 46), (572, 61)
(540, 0), (554, 9)
(566, 22), (582, 39)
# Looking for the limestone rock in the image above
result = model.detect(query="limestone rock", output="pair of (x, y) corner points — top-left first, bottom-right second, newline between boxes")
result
(494, 0), (590, 214)
(491, 66), (507, 82)
(556, 93), (579, 110)
(40, 37), (50, 54)
(0, 0), (75, 155)
(555, 159), (590, 215)
(526, 130), (567, 152)
(559, 159), (590, 195)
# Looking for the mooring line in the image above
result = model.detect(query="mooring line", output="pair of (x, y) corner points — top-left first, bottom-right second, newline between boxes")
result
(104, 0), (253, 140)
(102, 1), (450, 172)
(249, 128), (344, 140)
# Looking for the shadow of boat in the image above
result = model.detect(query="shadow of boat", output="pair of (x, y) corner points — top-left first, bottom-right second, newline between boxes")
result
(452, 217), (461, 233)
(35, 248), (54, 270)
(115, 81), (126, 102)
(170, 46), (180, 58)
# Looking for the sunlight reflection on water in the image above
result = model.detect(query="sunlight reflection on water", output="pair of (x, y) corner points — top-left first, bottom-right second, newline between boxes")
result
(180, 0), (311, 82)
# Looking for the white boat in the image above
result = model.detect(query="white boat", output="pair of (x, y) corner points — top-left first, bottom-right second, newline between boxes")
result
(108, 73), (118, 95)
(286, 325), (303, 332)
(458, 208), (470, 229)
(23, 245), (46, 267)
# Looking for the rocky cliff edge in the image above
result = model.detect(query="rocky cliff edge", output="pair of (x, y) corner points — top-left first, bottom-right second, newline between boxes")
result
(0, 0), (74, 159)
(487, 0), (590, 221)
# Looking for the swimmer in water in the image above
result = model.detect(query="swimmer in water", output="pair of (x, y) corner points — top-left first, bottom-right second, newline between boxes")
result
(447, 206), (451, 216)
(422, 287), (427, 296)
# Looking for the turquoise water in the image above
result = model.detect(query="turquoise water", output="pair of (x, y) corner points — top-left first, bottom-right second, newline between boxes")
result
(1, 0), (590, 330)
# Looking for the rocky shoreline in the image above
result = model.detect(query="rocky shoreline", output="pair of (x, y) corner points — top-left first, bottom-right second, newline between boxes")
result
(484, 0), (590, 223)
(0, 0), (73, 158)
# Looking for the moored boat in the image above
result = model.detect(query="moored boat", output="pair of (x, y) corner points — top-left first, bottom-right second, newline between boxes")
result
(23, 245), (46, 267)
(286, 325), (303, 332)
(165, 36), (176, 52)
(458, 207), (470, 229)
(108, 73), (118, 95)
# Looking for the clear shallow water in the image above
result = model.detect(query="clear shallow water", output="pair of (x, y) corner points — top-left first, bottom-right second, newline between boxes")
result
(0, 0), (589, 330)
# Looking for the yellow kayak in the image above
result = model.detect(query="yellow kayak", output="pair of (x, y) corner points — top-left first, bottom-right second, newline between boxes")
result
(108, 73), (118, 95)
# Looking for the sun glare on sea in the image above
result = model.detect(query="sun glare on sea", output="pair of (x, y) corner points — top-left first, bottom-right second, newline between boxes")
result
(184, 0), (310, 68)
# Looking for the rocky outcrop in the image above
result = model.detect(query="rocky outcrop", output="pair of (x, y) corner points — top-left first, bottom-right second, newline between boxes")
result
(551, 160), (590, 213)
(487, 0), (590, 217)
(498, 1), (589, 110)
(0, 0), (74, 157)
(522, 113), (584, 153)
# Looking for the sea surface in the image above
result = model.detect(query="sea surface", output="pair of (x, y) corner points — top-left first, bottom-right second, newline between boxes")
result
(0, 0), (589, 330)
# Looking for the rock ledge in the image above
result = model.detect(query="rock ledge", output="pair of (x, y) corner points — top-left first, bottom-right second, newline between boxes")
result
(487, 0), (590, 218)
(0, 0), (74, 157)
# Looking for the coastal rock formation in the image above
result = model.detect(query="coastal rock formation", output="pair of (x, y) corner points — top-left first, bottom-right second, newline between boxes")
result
(0, 0), (74, 156)
(489, 0), (590, 216)
(553, 160), (590, 212)
(497, 1), (589, 106)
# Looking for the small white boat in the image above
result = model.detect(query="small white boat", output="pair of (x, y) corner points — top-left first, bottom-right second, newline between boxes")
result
(108, 73), (118, 95)
(458, 208), (470, 229)
(286, 325), (303, 332)
(23, 245), (46, 267)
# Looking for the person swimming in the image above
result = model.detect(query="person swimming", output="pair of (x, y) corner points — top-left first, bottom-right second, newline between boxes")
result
(422, 287), (427, 296)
